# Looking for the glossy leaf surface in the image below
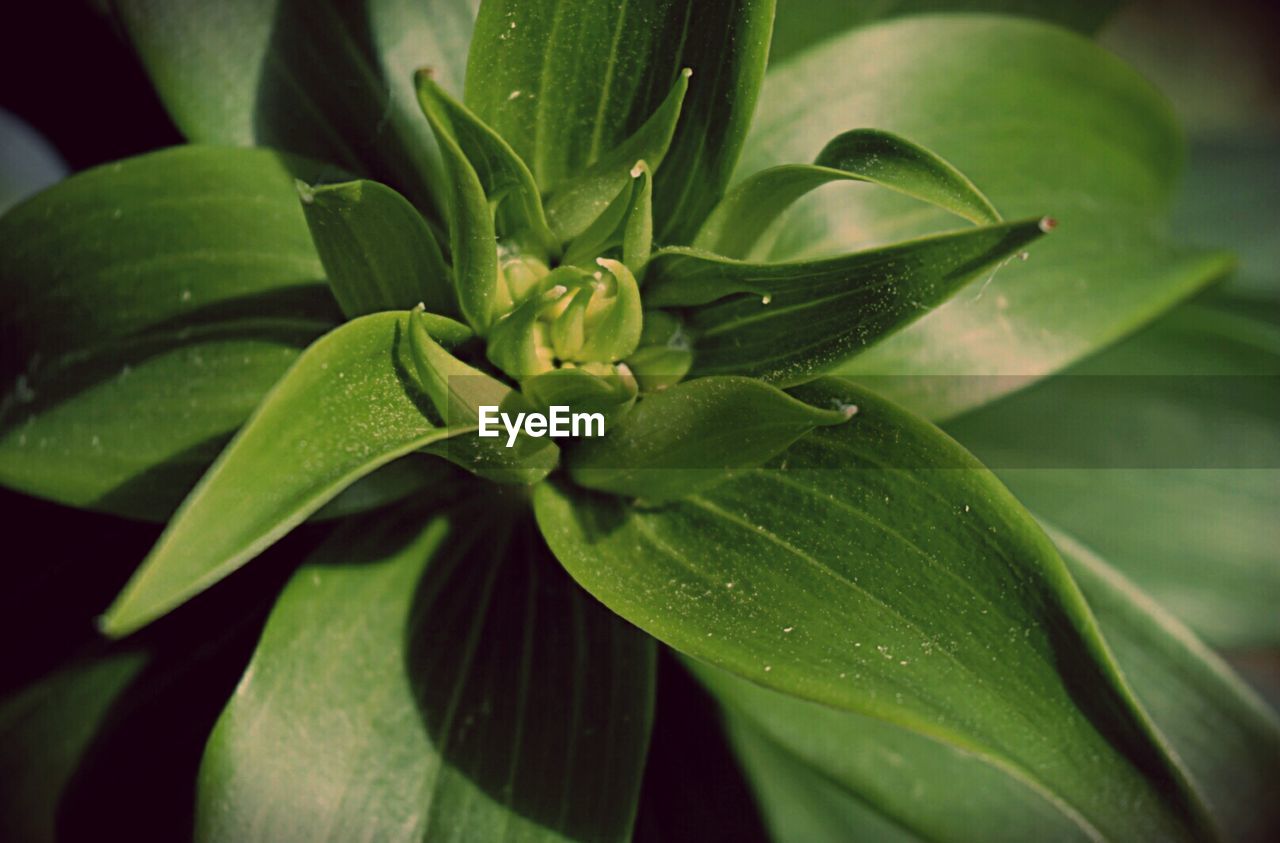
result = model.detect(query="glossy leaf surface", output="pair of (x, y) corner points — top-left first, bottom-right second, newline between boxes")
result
(694, 129), (999, 260)
(113, 0), (482, 217)
(743, 17), (1232, 418)
(694, 526), (1280, 842)
(536, 378), (1204, 841)
(466, 0), (774, 240)
(198, 505), (655, 842)
(101, 313), (456, 636)
(0, 146), (336, 359)
(568, 376), (852, 501)
(646, 219), (1046, 384)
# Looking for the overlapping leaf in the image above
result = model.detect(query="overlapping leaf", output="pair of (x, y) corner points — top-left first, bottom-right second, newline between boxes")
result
(645, 219), (1046, 384)
(298, 178), (455, 318)
(694, 129), (1000, 260)
(742, 16), (1233, 418)
(692, 524), (1280, 841)
(536, 377), (1207, 841)
(0, 147), (342, 518)
(946, 294), (1280, 647)
(198, 504), (655, 842)
(100, 312), (466, 636)
(113, 0), (483, 218)
(466, 0), (775, 240)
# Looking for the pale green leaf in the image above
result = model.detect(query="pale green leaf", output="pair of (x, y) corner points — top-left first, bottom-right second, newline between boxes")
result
(945, 295), (1280, 647)
(743, 16), (1232, 418)
(113, 0), (482, 218)
(694, 129), (1000, 260)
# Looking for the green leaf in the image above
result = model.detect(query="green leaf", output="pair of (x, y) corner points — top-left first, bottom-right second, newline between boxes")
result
(1, 652), (148, 843)
(113, 0), (481, 218)
(720, 714), (924, 843)
(695, 129), (1000, 260)
(413, 74), (557, 254)
(696, 523), (1280, 841)
(0, 321), (318, 520)
(465, 0), (774, 241)
(536, 377), (1208, 841)
(769, 0), (1120, 65)
(0, 146), (337, 360)
(406, 308), (559, 483)
(1047, 526), (1280, 843)
(646, 219), (1047, 384)
(0, 146), (346, 519)
(561, 162), (654, 269)
(416, 71), (502, 334)
(297, 179), (456, 319)
(567, 376), (853, 501)
(945, 295), (1280, 647)
(100, 312), (458, 637)
(578, 259), (644, 363)
(545, 72), (690, 244)
(197, 504), (655, 843)
(522, 365), (638, 429)
(742, 16), (1233, 418)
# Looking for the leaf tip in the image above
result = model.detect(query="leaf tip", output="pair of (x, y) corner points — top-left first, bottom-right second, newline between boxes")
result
(1038, 216), (1058, 233)
(294, 178), (315, 205)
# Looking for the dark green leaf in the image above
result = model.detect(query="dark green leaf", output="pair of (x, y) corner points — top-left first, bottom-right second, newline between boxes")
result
(646, 219), (1046, 384)
(0, 652), (148, 843)
(695, 129), (1000, 260)
(416, 71), (503, 334)
(297, 179), (456, 319)
(0, 146), (337, 360)
(536, 377), (1207, 841)
(197, 505), (655, 842)
(769, 0), (1120, 65)
(0, 321), (318, 520)
(465, 0), (774, 241)
(100, 312), (457, 637)
(946, 295), (1280, 647)
(113, 0), (481, 218)
(696, 522), (1280, 841)
(742, 17), (1232, 418)
(414, 74), (557, 254)
(567, 376), (853, 501)
(545, 72), (690, 244)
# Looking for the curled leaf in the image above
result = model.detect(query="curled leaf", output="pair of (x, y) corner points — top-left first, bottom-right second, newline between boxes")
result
(694, 129), (1001, 260)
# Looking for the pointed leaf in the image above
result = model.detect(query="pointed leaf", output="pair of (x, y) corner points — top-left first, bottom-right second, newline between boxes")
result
(197, 505), (655, 843)
(415, 70), (501, 334)
(703, 524), (1280, 843)
(536, 377), (1208, 841)
(567, 376), (853, 501)
(100, 313), (458, 637)
(646, 218), (1048, 385)
(578, 259), (644, 363)
(414, 74), (556, 253)
(113, 0), (481, 218)
(742, 16), (1233, 418)
(297, 178), (455, 319)
(545, 72), (690, 243)
(694, 129), (1000, 260)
